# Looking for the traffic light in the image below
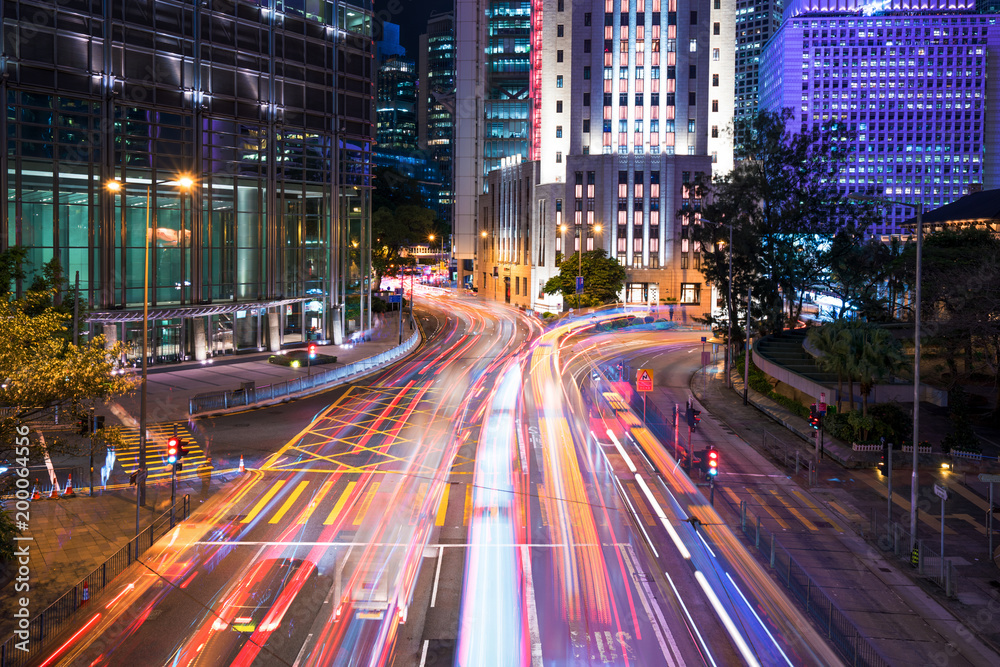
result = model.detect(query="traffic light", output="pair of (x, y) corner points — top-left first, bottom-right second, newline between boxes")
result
(809, 404), (822, 430)
(686, 405), (701, 430)
(878, 439), (889, 475)
(308, 343), (317, 359)
(706, 446), (719, 478)
(167, 437), (180, 465)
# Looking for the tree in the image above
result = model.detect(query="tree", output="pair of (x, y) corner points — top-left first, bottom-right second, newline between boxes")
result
(808, 320), (850, 411)
(689, 109), (877, 337)
(543, 249), (627, 308)
(821, 230), (897, 321)
(851, 325), (904, 418)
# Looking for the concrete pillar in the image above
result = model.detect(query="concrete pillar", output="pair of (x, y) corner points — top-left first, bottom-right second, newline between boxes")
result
(193, 317), (207, 361)
(331, 305), (344, 345)
(102, 324), (118, 348)
(267, 308), (281, 352)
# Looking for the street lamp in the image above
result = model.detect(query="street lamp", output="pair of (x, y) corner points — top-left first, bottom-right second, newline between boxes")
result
(848, 192), (924, 551)
(106, 175), (194, 535)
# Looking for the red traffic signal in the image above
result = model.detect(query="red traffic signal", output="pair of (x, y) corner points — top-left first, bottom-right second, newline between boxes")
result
(167, 437), (180, 464)
(706, 447), (719, 476)
(308, 343), (318, 359)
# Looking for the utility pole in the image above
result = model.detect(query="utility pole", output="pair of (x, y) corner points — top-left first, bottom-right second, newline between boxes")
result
(743, 286), (752, 406)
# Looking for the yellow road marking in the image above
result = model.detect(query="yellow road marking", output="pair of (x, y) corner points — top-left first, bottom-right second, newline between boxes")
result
(262, 387), (357, 470)
(723, 486), (743, 506)
(858, 475), (952, 532)
(538, 485), (550, 527)
(789, 488), (842, 532)
(464, 484), (474, 525)
(241, 481), (286, 524)
(770, 489), (818, 532)
(951, 513), (987, 535)
(745, 488), (791, 530)
(324, 481), (357, 525)
(827, 500), (865, 524)
(269, 480), (309, 524)
(353, 482), (380, 526)
(945, 480), (991, 512)
(298, 480), (335, 524)
(410, 482), (429, 524)
(435, 483), (451, 526)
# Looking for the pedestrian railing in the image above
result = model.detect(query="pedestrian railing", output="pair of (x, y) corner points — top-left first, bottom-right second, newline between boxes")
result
(0, 495), (191, 667)
(736, 500), (892, 667)
(189, 327), (420, 415)
(760, 431), (817, 486)
(864, 511), (957, 598)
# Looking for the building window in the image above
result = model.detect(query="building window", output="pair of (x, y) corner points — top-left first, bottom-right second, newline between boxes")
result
(688, 119), (695, 133)
(557, 0), (564, 10)
(584, 12), (592, 25)
(711, 125), (718, 138)
(557, 24), (564, 37)
(712, 48), (720, 61)
(583, 119), (591, 133)
(711, 99), (719, 112)
(556, 125), (563, 138)
(712, 73), (719, 87)
(711, 151), (718, 163)
(556, 151), (562, 163)
(557, 75), (564, 87)
(680, 283), (701, 305)
(583, 92), (591, 106)
(556, 100), (563, 113)
(583, 66), (590, 80)
(713, 22), (719, 36)
(714, 0), (720, 7)
(689, 38), (697, 52)
(690, 11), (697, 24)
(689, 65), (697, 78)
(557, 50), (564, 62)
(689, 92), (696, 106)
(584, 39), (591, 53)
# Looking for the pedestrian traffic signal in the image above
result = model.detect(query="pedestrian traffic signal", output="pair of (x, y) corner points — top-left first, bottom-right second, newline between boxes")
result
(167, 437), (180, 465)
(809, 404), (822, 430)
(686, 405), (702, 430)
(308, 343), (317, 359)
(706, 446), (719, 477)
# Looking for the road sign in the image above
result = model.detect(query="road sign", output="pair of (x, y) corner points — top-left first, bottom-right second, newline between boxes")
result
(817, 402), (827, 415)
(980, 474), (1000, 483)
(933, 483), (948, 500)
(636, 368), (653, 392)
(576, 276), (584, 294)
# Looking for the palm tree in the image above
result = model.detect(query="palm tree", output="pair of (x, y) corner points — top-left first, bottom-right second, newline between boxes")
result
(807, 320), (851, 411)
(853, 326), (904, 417)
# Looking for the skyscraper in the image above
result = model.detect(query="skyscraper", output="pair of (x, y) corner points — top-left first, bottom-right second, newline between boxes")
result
(734, 0), (783, 150)
(376, 55), (418, 152)
(759, 0), (1000, 234)
(467, 0), (735, 316)
(419, 13), (457, 224)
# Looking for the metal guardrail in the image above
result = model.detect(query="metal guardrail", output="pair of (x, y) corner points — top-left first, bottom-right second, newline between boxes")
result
(0, 495), (191, 667)
(865, 511), (957, 598)
(738, 500), (892, 667)
(189, 328), (420, 415)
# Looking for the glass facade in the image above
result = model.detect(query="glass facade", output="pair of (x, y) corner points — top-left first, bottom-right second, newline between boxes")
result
(1, 0), (375, 360)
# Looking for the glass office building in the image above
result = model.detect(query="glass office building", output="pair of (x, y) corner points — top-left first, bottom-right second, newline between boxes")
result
(1, 0), (375, 361)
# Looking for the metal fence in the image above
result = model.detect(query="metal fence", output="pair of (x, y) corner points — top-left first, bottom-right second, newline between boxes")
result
(0, 495), (191, 667)
(864, 511), (957, 598)
(760, 431), (817, 486)
(737, 500), (892, 667)
(189, 328), (420, 415)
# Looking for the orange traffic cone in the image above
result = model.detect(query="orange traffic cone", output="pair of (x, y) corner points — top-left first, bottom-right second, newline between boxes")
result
(48, 481), (60, 499)
(238, 456), (245, 473)
(63, 474), (76, 498)
(31, 479), (41, 501)
(81, 582), (89, 607)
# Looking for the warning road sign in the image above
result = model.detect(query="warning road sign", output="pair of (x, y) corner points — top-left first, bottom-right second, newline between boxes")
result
(636, 368), (654, 392)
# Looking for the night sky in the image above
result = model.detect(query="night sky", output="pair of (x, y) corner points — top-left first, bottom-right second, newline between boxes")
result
(372, 0), (452, 56)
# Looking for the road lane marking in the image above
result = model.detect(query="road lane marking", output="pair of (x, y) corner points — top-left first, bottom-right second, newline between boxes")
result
(945, 479), (991, 512)
(789, 488), (842, 532)
(298, 480), (335, 524)
(464, 484), (474, 525)
(723, 486), (743, 506)
(745, 488), (791, 530)
(827, 500), (865, 524)
(241, 481), (286, 524)
(858, 474), (956, 532)
(769, 489), (818, 532)
(520, 545), (544, 667)
(430, 546), (444, 607)
(353, 482), (380, 525)
(270, 480), (309, 524)
(952, 513), (987, 535)
(324, 481), (357, 525)
(626, 483), (656, 526)
(435, 483), (450, 526)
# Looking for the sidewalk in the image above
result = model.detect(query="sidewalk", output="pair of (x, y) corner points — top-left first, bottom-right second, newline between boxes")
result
(673, 360), (1000, 665)
(0, 472), (241, 640)
(112, 311), (417, 423)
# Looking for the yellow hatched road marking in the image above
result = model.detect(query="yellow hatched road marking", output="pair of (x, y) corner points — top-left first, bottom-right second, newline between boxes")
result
(770, 489), (818, 531)
(269, 481), (309, 524)
(858, 474), (949, 531)
(745, 488), (791, 530)
(827, 500), (865, 524)
(464, 484), (474, 525)
(945, 480), (991, 512)
(435, 483), (450, 526)
(241, 481), (286, 524)
(951, 513), (987, 535)
(723, 486), (743, 506)
(353, 482), (380, 526)
(298, 480), (335, 524)
(789, 489), (841, 532)
(324, 481), (357, 525)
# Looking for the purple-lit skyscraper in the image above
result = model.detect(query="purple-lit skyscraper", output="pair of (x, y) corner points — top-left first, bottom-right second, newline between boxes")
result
(759, 0), (1000, 234)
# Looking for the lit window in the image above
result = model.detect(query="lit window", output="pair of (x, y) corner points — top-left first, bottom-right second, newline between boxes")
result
(556, 125), (563, 138)
(680, 283), (701, 304)
(557, 75), (564, 88)
(690, 38), (698, 52)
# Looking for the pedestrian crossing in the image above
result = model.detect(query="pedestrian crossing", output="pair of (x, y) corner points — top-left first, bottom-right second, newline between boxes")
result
(116, 421), (211, 482)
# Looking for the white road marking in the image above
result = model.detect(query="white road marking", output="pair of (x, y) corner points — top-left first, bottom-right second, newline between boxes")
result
(429, 546), (444, 607)
(417, 639), (429, 667)
(520, 544), (544, 667)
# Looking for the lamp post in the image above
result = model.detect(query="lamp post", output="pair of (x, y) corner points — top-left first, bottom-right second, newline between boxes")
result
(849, 192), (923, 551)
(106, 175), (193, 535)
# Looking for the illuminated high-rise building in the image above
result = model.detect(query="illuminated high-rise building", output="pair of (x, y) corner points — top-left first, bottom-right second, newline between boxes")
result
(462, 0), (735, 315)
(419, 13), (456, 223)
(759, 0), (1000, 235)
(734, 0), (783, 152)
